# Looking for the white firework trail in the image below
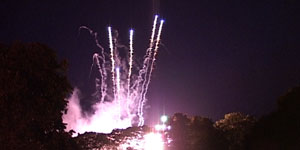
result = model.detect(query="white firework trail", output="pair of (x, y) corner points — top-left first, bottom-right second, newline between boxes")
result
(79, 26), (108, 103)
(149, 15), (159, 53)
(137, 15), (159, 125)
(93, 53), (105, 100)
(139, 20), (165, 126)
(108, 26), (116, 101)
(141, 20), (164, 124)
(63, 15), (165, 135)
(116, 67), (121, 120)
(127, 29), (134, 115)
(152, 20), (165, 67)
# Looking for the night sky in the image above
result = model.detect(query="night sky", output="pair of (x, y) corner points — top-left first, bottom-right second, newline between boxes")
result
(1, 0), (299, 125)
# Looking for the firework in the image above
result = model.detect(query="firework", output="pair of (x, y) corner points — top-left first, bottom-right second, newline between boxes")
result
(63, 15), (165, 134)
(139, 19), (165, 126)
(108, 26), (116, 101)
(127, 29), (134, 116)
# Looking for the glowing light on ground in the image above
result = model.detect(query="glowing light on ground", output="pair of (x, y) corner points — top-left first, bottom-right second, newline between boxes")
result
(144, 132), (164, 150)
(119, 132), (164, 150)
(63, 15), (165, 135)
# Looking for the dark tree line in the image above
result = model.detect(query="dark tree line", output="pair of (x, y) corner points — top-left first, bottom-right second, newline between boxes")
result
(166, 87), (300, 150)
(246, 87), (300, 150)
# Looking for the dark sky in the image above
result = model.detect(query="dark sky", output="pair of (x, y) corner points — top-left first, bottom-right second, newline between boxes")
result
(1, 0), (299, 125)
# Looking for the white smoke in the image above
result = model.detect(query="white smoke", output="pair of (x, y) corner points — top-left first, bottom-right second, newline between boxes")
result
(63, 88), (133, 135)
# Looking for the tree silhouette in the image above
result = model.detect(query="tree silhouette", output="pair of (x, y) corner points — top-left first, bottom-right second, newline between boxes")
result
(168, 113), (227, 150)
(247, 87), (300, 150)
(167, 113), (190, 150)
(0, 42), (78, 149)
(215, 112), (256, 150)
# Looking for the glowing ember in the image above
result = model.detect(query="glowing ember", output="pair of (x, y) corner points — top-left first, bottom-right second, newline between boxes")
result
(63, 15), (165, 135)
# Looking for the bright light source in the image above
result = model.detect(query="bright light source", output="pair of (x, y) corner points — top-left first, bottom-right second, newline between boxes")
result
(144, 132), (164, 150)
(167, 125), (171, 130)
(155, 124), (161, 131)
(155, 124), (168, 131)
(161, 115), (168, 123)
(120, 132), (165, 150)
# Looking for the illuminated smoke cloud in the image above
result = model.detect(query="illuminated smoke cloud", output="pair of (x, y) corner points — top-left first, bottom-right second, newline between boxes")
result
(63, 89), (133, 135)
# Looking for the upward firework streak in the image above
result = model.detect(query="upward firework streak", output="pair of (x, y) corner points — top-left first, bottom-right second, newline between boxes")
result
(127, 29), (134, 116)
(63, 15), (164, 134)
(139, 19), (165, 126)
(108, 27), (116, 101)
(137, 15), (159, 126)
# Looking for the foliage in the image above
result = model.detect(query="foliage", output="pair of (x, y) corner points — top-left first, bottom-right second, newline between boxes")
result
(214, 112), (256, 150)
(167, 113), (227, 150)
(0, 42), (78, 149)
(277, 86), (300, 115)
(75, 126), (151, 150)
